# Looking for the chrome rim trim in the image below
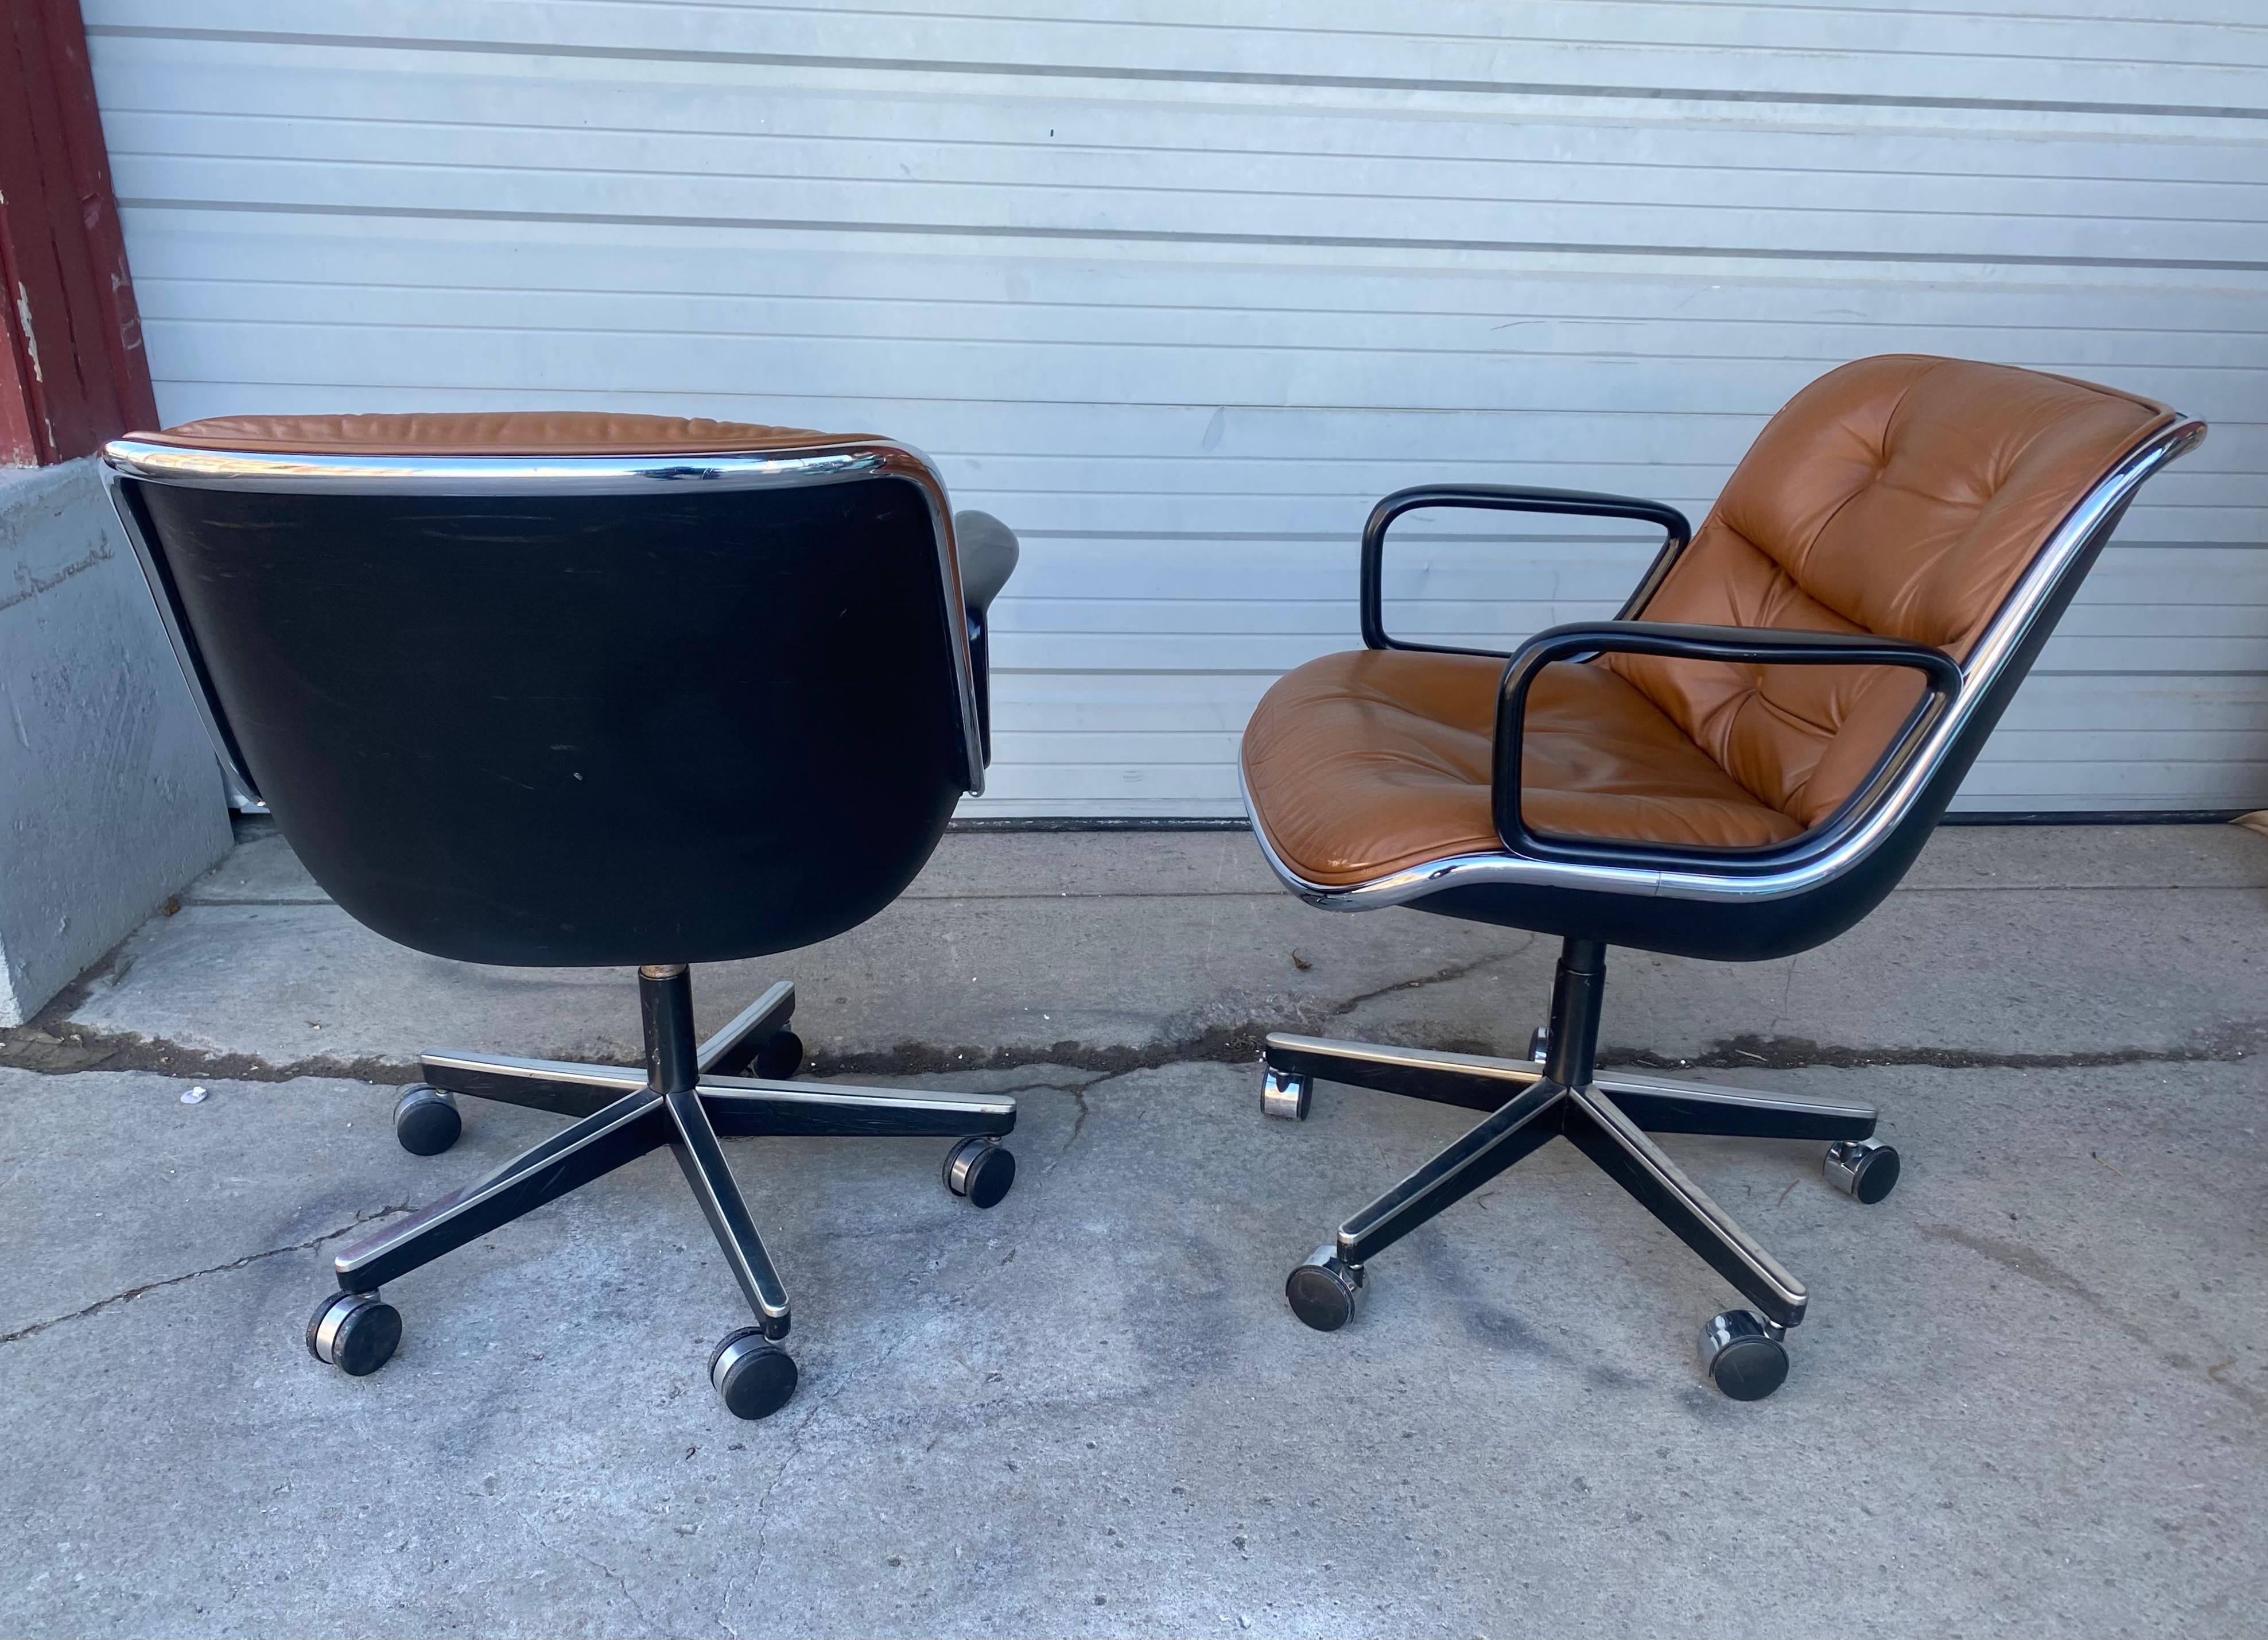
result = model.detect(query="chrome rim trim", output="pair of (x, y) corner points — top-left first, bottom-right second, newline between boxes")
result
(1240, 418), (2205, 912)
(420, 1050), (647, 1094)
(1824, 1136), (1886, 1192)
(99, 438), (988, 794)
(100, 439), (887, 494)
(945, 1138), (985, 1195)
(701, 1075), (1013, 1118)
(312, 1294), (366, 1363)
(98, 462), (265, 808)
(1267, 1031), (1554, 1091)
(1240, 757), (1664, 906)
(1699, 1311), (1766, 1366)
(1259, 1066), (1310, 1119)
(711, 1331), (772, 1387)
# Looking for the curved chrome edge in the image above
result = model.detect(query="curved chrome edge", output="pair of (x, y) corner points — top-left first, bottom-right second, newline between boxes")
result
(1237, 758), (1667, 908)
(1241, 416), (2205, 913)
(100, 438), (886, 494)
(99, 437), (988, 795)
(98, 462), (266, 809)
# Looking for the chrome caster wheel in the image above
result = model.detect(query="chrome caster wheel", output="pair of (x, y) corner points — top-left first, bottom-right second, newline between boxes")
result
(1699, 1310), (1788, 1401)
(1825, 1137), (1900, 1204)
(943, 1137), (1015, 1208)
(306, 1290), (401, 1377)
(1260, 1064), (1311, 1121)
(393, 1083), (461, 1156)
(710, 1327), (798, 1421)
(1528, 1026), (1549, 1064)
(754, 1029), (803, 1080)
(1285, 1244), (1363, 1332)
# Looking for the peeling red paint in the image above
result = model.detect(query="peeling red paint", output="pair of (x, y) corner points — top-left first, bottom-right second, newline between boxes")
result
(1, 0), (158, 464)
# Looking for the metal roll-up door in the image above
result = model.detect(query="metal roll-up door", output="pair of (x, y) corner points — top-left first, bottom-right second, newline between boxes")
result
(84, 1), (2268, 815)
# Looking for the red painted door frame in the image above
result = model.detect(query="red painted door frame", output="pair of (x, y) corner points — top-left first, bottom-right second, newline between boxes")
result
(0, 0), (157, 464)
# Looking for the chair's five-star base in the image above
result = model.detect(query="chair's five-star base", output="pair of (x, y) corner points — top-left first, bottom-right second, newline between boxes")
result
(306, 965), (1016, 1420)
(1259, 937), (1897, 1400)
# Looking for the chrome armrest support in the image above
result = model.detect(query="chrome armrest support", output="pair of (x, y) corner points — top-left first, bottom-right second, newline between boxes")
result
(1360, 484), (1692, 654)
(1492, 621), (1962, 869)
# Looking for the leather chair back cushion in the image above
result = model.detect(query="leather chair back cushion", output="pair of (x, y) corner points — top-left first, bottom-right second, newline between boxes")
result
(1606, 356), (2173, 826)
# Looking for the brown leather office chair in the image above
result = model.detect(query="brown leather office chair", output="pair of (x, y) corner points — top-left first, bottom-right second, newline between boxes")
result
(105, 412), (1023, 1420)
(1240, 355), (2204, 1399)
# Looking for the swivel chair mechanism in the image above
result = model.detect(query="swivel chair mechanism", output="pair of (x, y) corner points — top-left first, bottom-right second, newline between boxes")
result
(106, 413), (1024, 1420)
(1240, 356), (2204, 1399)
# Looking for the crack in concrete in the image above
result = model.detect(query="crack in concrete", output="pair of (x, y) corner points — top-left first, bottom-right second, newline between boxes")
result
(1767, 953), (1800, 1038)
(568, 1546), (654, 1632)
(1325, 945), (1524, 1018)
(1056, 1085), (1094, 1169)
(1037, 1069), (1121, 1172)
(1927, 1224), (2263, 1416)
(0, 1203), (415, 1346)
(1615, 1030), (2261, 1073)
(739, 1289), (931, 1616)
(0, 1023), (417, 1083)
(4, 1014), (2256, 1091)
(731, 1073), (1110, 1625)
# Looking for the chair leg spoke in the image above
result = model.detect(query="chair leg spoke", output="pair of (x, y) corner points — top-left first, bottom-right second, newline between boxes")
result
(1564, 1086), (1808, 1328)
(1596, 1072), (1877, 1141)
(696, 980), (798, 1077)
(333, 1088), (667, 1293)
(419, 1050), (646, 1120)
(665, 1090), (791, 1336)
(697, 1078), (1015, 1140)
(1264, 1032), (1544, 1113)
(1336, 1079), (1567, 1265)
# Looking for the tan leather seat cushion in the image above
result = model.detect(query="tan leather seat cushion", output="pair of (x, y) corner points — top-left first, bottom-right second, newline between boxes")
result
(133, 411), (871, 457)
(1244, 355), (2176, 886)
(1244, 649), (1802, 886)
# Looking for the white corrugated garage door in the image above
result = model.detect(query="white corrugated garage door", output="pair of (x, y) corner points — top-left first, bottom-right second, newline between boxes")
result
(82, 1), (2268, 816)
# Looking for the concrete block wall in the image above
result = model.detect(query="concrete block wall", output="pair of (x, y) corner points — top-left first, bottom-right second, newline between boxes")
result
(0, 457), (232, 1023)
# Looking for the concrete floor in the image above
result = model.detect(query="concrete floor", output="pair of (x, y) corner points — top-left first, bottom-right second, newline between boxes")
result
(2, 821), (2264, 1637)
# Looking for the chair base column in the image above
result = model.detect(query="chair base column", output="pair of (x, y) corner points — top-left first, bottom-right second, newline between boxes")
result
(310, 968), (1016, 1422)
(1259, 938), (1898, 1401)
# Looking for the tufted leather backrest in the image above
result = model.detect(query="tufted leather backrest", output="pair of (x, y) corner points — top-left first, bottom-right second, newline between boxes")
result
(1605, 355), (2174, 827)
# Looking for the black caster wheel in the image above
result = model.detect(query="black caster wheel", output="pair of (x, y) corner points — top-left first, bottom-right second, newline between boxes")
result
(943, 1137), (1016, 1208)
(393, 1083), (461, 1156)
(754, 1029), (803, 1080)
(1528, 1026), (1549, 1064)
(710, 1327), (798, 1420)
(306, 1290), (402, 1377)
(1825, 1137), (1900, 1204)
(1699, 1311), (1788, 1401)
(1260, 1064), (1311, 1121)
(1286, 1244), (1363, 1332)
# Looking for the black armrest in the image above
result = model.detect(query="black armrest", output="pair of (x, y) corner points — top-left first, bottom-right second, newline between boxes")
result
(955, 510), (1019, 618)
(954, 510), (1020, 767)
(1360, 485), (1692, 653)
(1492, 621), (1962, 863)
